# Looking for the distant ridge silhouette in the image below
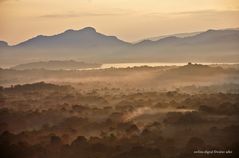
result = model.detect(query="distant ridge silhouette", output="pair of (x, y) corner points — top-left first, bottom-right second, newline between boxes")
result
(0, 27), (239, 66)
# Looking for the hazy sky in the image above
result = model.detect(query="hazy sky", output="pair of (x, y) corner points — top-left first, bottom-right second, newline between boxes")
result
(0, 0), (239, 45)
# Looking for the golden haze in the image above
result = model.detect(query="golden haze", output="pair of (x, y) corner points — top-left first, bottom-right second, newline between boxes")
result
(0, 0), (239, 45)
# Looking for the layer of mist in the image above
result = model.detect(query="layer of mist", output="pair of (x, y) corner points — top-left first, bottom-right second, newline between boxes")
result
(0, 63), (239, 158)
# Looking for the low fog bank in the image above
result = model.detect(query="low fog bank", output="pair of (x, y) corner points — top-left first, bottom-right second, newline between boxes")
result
(1, 63), (239, 93)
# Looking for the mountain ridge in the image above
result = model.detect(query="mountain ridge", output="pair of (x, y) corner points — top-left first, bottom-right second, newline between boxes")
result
(14, 27), (130, 48)
(2, 27), (239, 46)
(1, 27), (239, 67)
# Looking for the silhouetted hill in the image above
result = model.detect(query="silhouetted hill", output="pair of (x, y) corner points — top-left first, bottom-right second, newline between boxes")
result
(128, 29), (239, 62)
(169, 63), (224, 75)
(146, 31), (201, 41)
(144, 28), (239, 41)
(11, 60), (102, 70)
(135, 29), (239, 46)
(4, 81), (73, 92)
(15, 27), (130, 48)
(154, 63), (230, 84)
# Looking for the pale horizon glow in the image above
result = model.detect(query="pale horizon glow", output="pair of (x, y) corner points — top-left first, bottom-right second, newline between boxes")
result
(0, 0), (239, 45)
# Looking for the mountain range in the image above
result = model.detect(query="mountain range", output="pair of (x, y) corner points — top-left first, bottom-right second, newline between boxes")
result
(0, 27), (239, 67)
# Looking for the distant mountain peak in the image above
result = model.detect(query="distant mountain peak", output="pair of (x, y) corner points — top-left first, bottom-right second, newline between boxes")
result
(157, 36), (179, 42)
(13, 26), (129, 48)
(206, 29), (216, 32)
(80, 27), (96, 32)
(64, 29), (76, 33)
(135, 39), (153, 46)
(62, 27), (96, 35)
(0, 41), (8, 47)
